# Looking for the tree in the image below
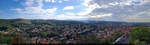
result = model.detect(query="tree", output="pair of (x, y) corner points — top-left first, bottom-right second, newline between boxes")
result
(41, 32), (47, 37)
(0, 26), (8, 31)
(129, 26), (150, 44)
(0, 34), (13, 44)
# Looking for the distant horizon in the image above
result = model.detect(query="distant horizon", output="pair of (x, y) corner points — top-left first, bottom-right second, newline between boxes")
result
(1, 18), (150, 23)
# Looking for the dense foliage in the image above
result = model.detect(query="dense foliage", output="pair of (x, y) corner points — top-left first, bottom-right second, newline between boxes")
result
(129, 26), (150, 44)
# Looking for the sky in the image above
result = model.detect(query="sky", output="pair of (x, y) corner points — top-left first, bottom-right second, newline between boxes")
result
(0, 0), (150, 22)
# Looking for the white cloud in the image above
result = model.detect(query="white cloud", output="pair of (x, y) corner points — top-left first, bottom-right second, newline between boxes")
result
(55, 14), (88, 20)
(65, 12), (75, 15)
(13, 0), (57, 17)
(45, 0), (56, 3)
(16, 7), (57, 15)
(64, 0), (69, 1)
(58, 0), (62, 3)
(51, 0), (56, 3)
(124, 9), (150, 22)
(12, 0), (88, 20)
(17, 14), (55, 19)
(80, 0), (150, 22)
(45, 0), (51, 2)
(45, 8), (57, 14)
(78, 1), (104, 15)
(11, 8), (23, 12)
(82, 0), (92, 6)
(116, 0), (147, 6)
(109, 2), (119, 6)
(90, 13), (112, 18)
(120, 0), (132, 6)
(11, 0), (150, 22)
(63, 6), (74, 10)
(23, 0), (34, 6)
(124, 17), (150, 22)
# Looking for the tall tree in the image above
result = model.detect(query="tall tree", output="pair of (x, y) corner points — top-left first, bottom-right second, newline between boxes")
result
(129, 26), (150, 44)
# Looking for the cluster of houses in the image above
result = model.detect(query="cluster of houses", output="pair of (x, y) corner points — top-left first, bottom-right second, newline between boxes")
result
(0, 23), (133, 44)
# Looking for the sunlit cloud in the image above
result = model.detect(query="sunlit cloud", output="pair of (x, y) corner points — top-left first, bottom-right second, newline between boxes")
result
(63, 6), (74, 10)
(5, 0), (150, 22)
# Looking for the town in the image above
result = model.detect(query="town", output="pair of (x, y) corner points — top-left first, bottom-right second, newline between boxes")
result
(1, 19), (149, 44)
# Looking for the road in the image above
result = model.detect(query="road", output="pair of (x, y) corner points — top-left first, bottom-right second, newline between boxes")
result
(114, 33), (129, 44)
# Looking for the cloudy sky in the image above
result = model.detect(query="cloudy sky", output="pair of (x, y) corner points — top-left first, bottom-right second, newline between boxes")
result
(0, 0), (150, 22)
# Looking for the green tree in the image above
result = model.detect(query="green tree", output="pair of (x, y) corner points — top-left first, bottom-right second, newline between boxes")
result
(0, 36), (13, 44)
(129, 26), (150, 44)
(41, 32), (47, 37)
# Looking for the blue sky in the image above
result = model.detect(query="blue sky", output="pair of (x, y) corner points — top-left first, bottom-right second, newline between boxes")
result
(0, 0), (150, 22)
